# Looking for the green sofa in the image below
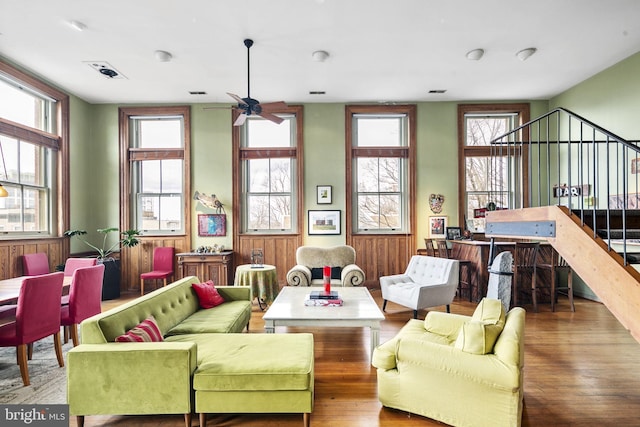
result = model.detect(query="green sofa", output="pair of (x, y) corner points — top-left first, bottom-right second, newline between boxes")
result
(67, 276), (253, 427)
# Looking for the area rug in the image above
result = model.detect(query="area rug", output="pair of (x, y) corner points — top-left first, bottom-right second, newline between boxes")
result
(0, 338), (70, 404)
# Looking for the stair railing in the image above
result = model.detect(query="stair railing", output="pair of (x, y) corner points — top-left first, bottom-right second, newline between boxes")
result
(489, 107), (640, 265)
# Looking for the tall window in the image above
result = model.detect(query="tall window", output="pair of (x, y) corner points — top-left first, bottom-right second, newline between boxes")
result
(347, 106), (415, 234)
(240, 115), (298, 232)
(458, 104), (529, 232)
(121, 107), (189, 234)
(0, 64), (64, 235)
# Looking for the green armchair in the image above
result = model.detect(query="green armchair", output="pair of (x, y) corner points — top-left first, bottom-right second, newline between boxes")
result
(372, 298), (526, 427)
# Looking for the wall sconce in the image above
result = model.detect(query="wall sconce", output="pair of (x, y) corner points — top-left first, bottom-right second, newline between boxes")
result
(0, 141), (9, 197)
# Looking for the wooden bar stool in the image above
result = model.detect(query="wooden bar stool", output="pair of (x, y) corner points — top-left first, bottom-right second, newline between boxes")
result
(537, 251), (575, 312)
(434, 239), (474, 301)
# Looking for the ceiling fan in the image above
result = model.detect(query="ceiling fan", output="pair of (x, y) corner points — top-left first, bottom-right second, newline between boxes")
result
(227, 39), (287, 126)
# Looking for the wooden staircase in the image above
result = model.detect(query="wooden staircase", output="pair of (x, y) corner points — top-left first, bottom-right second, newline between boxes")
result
(486, 206), (640, 343)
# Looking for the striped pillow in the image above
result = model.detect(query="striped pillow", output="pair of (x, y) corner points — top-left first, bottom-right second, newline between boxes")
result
(115, 315), (164, 342)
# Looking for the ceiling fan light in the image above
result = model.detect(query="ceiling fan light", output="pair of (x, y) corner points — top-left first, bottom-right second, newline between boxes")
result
(466, 48), (484, 61)
(516, 47), (537, 61)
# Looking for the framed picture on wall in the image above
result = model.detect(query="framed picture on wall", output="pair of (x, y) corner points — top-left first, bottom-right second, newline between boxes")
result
(198, 214), (227, 236)
(429, 215), (447, 239)
(446, 226), (462, 240)
(317, 185), (332, 204)
(308, 210), (341, 235)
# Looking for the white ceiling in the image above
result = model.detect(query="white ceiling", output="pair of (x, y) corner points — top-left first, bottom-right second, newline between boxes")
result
(1, 0), (640, 105)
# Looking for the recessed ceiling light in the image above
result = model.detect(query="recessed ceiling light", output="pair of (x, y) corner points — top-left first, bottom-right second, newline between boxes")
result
(83, 61), (126, 79)
(466, 49), (484, 60)
(154, 50), (173, 62)
(311, 50), (329, 62)
(428, 89), (447, 94)
(68, 20), (87, 31)
(516, 47), (537, 61)
(309, 91), (326, 95)
(189, 91), (207, 95)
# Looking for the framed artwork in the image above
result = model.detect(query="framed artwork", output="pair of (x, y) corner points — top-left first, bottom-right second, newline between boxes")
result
(632, 158), (640, 174)
(446, 226), (462, 240)
(429, 215), (447, 239)
(198, 214), (227, 236)
(317, 185), (332, 204)
(308, 210), (341, 235)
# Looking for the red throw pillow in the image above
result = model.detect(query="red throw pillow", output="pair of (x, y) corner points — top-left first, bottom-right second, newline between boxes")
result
(115, 316), (163, 342)
(192, 280), (225, 309)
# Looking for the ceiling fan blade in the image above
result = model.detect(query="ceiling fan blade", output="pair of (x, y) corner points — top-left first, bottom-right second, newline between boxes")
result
(259, 101), (287, 111)
(233, 113), (248, 126)
(227, 92), (248, 105)
(258, 111), (284, 125)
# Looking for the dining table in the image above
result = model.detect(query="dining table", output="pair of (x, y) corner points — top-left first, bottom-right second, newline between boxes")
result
(0, 275), (73, 305)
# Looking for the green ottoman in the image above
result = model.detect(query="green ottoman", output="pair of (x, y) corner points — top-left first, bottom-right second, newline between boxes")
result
(193, 333), (314, 427)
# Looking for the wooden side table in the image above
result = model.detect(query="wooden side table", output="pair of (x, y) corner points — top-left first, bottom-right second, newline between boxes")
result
(176, 251), (234, 285)
(234, 264), (279, 310)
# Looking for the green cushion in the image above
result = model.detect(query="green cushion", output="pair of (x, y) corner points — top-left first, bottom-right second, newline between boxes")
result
(165, 300), (251, 335)
(455, 298), (505, 355)
(169, 333), (314, 392)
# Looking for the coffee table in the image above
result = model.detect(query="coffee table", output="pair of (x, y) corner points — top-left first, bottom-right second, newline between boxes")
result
(263, 286), (385, 360)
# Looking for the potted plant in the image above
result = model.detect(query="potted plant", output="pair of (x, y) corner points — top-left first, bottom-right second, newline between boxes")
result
(64, 227), (141, 300)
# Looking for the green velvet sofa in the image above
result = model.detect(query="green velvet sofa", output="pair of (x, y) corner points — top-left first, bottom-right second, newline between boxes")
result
(67, 276), (253, 427)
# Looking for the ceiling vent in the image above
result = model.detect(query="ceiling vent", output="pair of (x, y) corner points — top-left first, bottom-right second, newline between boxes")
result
(83, 61), (127, 79)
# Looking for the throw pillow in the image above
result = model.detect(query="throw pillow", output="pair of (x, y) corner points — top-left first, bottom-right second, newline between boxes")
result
(192, 280), (225, 309)
(115, 316), (163, 342)
(454, 298), (506, 355)
(310, 267), (342, 280)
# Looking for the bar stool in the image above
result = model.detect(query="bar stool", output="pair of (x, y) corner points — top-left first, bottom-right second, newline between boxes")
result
(434, 239), (474, 302)
(423, 238), (436, 257)
(537, 251), (575, 312)
(513, 242), (540, 311)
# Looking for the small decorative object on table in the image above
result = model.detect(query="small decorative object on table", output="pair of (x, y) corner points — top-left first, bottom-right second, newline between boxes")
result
(323, 265), (331, 293)
(251, 248), (264, 268)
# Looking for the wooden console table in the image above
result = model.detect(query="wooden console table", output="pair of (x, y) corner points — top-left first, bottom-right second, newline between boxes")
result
(176, 251), (234, 285)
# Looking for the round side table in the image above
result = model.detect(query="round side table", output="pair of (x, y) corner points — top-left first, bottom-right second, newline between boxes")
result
(234, 264), (279, 310)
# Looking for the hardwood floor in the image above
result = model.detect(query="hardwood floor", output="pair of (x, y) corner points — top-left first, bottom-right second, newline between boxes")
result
(76, 289), (640, 426)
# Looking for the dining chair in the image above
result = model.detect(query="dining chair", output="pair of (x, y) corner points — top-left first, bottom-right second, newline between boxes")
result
(22, 252), (50, 276)
(537, 250), (575, 312)
(434, 239), (474, 301)
(513, 242), (541, 311)
(140, 247), (175, 295)
(0, 272), (65, 386)
(423, 238), (436, 257)
(61, 264), (105, 346)
(63, 257), (98, 277)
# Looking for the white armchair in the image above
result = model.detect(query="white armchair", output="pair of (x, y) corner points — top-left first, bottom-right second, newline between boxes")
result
(286, 245), (365, 287)
(380, 255), (459, 319)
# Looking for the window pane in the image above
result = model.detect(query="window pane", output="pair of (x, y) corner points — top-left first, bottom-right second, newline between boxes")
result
(270, 195), (291, 229)
(159, 195), (181, 230)
(141, 160), (161, 192)
(161, 159), (182, 193)
(245, 118), (291, 147)
(379, 158), (400, 192)
(247, 195), (270, 229)
(139, 195), (159, 230)
(465, 116), (512, 146)
(248, 159), (269, 192)
(357, 158), (380, 192)
(0, 135), (18, 182)
(20, 141), (40, 185)
(270, 158), (291, 192)
(356, 117), (402, 147)
(138, 119), (182, 148)
(0, 78), (48, 131)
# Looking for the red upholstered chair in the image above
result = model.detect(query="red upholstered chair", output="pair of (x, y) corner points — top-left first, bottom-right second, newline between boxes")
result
(63, 257), (97, 277)
(61, 264), (105, 346)
(0, 272), (65, 386)
(140, 247), (175, 295)
(22, 252), (50, 276)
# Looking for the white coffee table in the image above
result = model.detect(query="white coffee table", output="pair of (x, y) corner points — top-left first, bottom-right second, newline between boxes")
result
(263, 286), (385, 359)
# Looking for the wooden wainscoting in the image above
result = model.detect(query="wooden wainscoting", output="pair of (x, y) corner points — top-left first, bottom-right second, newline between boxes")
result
(121, 237), (190, 293)
(236, 235), (301, 286)
(350, 234), (415, 287)
(0, 238), (67, 279)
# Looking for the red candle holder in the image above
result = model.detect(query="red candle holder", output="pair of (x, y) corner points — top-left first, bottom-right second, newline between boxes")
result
(323, 265), (331, 293)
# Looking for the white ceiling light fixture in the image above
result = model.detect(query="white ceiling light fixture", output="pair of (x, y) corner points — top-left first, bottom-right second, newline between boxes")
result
(68, 20), (87, 31)
(154, 50), (173, 62)
(516, 47), (537, 61)
(312, 50), (329, 62)
(466, 48), (484, 61)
